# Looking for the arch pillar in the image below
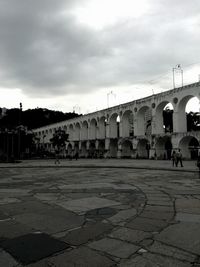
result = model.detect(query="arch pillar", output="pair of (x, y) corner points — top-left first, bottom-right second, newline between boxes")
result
(96, 121), (100, 139)
(119, 121), (123, 138)
(151, 114), (157, 135)
(133, 116), (139, 136)
(105, 122), (110, 139)
(104, 139), (110, 158)
(117, 142), (122, 158)
(171, 135), (179, 150)
(173, 110), (184, 133)
(131, 138), (139, 158)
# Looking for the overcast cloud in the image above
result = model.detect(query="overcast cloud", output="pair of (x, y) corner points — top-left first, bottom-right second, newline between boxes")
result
(0, 0), (200, 107)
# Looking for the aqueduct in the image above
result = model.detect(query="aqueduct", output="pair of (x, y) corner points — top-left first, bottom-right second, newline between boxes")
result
(33, 82), (200, 159)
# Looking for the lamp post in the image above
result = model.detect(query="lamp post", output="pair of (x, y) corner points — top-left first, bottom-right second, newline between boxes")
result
(18, 102), (22, 159)
(107, 91), (116, 108)
(172, 64), (183, 89)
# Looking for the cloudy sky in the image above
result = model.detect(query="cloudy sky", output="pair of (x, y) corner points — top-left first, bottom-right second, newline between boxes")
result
(0, 0), (200, 114)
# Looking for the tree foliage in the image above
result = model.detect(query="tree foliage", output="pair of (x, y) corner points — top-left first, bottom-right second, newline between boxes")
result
(0, 108), (80, 130)
(50, 129), (69, 151)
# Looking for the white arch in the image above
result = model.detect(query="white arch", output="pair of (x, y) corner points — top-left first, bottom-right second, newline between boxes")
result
(176, 95), (196, 132)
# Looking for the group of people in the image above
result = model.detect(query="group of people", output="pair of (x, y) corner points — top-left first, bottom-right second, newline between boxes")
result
(171, 149), (184, 167)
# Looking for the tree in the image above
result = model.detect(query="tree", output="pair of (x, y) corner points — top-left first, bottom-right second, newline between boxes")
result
(0, 107), (80, 130)
(50, 129), (69, 152)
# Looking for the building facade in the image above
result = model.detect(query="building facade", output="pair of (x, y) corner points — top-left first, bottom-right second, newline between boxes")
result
(33, 82), (200, 159)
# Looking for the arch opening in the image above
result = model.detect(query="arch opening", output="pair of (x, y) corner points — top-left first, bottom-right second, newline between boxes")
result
(74, 123), (80, 141)
(155, 102), (173, 134)
(88, 142), (96, 158)
(177, 95), (199, 132)
(81, 121), (88, 140)
(69, 125), (74, 140)
(66, 143), (73, 157)
(186, 97), (200, 132)
(136, 106), (151, 136)
(109, 139), (118, 158)
(155, 136), (172, 160)
(99, 116), (106, 139)
(137, 139), (149, 159)
(122, 110), (134, 138)
(81, 141), (87, 158)
(179, 136), (199, 159)
(109, 113), (120, 138)
(98, 140), (105, 158)
(121, 140), (132, 158)
(90, 119), (97, 140)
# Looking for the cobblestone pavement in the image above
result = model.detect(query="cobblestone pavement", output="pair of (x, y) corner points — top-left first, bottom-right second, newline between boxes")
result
(0, 161), (200, 266)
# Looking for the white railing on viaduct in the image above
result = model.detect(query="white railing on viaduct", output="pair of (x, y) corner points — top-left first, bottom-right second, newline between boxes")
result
(33, 82), (200, 159)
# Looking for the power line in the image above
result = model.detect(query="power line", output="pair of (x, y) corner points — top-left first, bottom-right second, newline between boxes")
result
(137, 61), (200, 87)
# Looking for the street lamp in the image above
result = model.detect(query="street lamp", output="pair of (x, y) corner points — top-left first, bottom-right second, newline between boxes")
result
(107, 91), (116, 108)
(172, 64), (183, 89)
(18, 102), (23, 159)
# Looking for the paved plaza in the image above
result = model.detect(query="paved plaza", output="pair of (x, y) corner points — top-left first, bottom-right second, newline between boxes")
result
(0, 159), (200, 266)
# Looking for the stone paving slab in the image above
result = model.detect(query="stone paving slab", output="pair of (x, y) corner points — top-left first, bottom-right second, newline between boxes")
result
(88, 237), (140, 258)
(118, 253), (193, 267)
(14, 211), (84, 234)
(57, 197), (121, 213)
(144, 205), (174, 212)
(155, 222), (200, 255)
(0, 220), (35, 241)
(0, 249), (19, 267)
(60, 222), (113, 245)
(0, 233), (69, 265)
(140, 210), (174, 221)
(126, 217), (168, 232)
(148, 241), (197, 262)
(107, 208), (137, 224)
(176, 199), (200, 214)
(109, 227), (152, 244)
(176, 212), (200, 223)
(27, 247), (115, 267)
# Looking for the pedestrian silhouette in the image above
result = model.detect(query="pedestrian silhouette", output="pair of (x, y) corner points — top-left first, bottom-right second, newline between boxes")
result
(176, 149), (183, 167)
(171, 150), (176, 167)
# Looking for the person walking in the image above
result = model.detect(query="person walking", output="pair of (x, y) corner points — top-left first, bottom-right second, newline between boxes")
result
(176, 149), (183, 167)
(54, 147), (60, 165)
(171, 150), (176, 167)
(197, 155), (200, 172)
(75, 151), (79, 160)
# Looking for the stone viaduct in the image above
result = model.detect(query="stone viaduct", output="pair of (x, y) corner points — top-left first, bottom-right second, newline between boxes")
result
(33, 82), (200, 159)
